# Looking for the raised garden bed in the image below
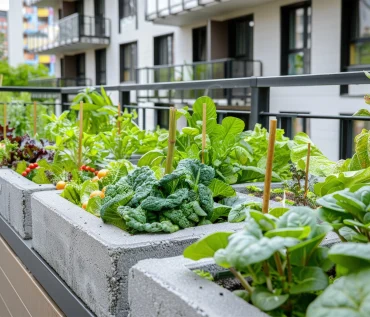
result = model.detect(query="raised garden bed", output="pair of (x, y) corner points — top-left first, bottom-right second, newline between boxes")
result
(31, 190), (275, 317)
(128, 232), (340, 317)
(0, 168), (54, 239)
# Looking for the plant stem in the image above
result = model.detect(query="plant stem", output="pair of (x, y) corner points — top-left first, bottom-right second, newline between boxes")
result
(201, 102), (206, 164)
(304, 143), (311, 200)
(286, 251), (292, 284)
(229, 267), (254, 294)
(262, 119), (277, 214)
(165, 107), (177, 174)
(263, 261), (273, 292)
(274, 252), (285, 277)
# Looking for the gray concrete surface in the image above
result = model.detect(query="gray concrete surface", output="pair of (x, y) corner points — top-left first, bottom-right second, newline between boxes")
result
(0, 169), (54, 239)
(31, 191), (262, 317)
(232, 182), (283, 194)
(128, 232), (341, 317)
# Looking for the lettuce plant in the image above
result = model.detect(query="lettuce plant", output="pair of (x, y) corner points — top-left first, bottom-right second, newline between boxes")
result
(184, 207), (333, 315)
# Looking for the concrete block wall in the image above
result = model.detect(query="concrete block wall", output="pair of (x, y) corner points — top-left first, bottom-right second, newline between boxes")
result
(31, 190), (250, 317)
(0, 169), (55, 239)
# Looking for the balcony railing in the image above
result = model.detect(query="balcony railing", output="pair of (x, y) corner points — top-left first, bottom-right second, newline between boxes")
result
(28, 77), (92, 88)
(27, 13), (110, 54)
(135, 58), (262, 104)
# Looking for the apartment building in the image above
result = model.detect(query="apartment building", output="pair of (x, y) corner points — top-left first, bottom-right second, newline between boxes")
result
(11, 0), (370, 160)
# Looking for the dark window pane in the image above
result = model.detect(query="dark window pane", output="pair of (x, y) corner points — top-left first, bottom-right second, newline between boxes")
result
(96, 49), (106, 85)
(154, 34), (173, 65)
(120, 42), (137, 82)
(192, 26), (207, 62)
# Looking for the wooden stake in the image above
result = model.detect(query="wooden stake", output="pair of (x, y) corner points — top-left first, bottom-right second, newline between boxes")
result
(262, 119), (277, 214)
(3, 103), (6, 140)
(33, 101), (37, 136)
(0, 74), (3, 87)
(304, 143), (311, 198)
(117, 102), (121, 134)
(202, 103), (207, 163)
(78, 101), (84, 168)
(165, 107), (177, 174)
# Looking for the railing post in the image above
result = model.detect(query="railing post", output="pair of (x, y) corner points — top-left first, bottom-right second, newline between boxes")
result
(339, 118), (353, 159)
(61, 92), (69, 112)
(249, 80), (270, 129)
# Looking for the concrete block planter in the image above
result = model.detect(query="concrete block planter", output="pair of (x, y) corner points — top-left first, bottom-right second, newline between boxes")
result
(128, 232), (340, 317)
(232, 182), (283, 194)
(31, 191), (268, 317)
(0, 169), (54, 239)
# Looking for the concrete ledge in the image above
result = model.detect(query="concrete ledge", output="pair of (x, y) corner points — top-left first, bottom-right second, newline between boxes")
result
(128, 231), (340, 317)
(0, 169), (55, 239)
(31, 191), (258, 317)
(232, 182), (283, 194)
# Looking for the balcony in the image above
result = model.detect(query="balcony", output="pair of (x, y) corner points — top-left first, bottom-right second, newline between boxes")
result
(28, 77), (92, 87)
(136, 58), (262, 106)
(27, 13), (110, 54)
(24, 0), (63, 7)
(146, 0), (274, 26)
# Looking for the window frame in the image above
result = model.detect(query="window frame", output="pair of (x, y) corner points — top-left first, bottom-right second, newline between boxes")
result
(95, 48), (106, 85)
(192, 26), (207, 62)
(119, 0), (136, 33)
(281, 1), (312, 75)
(154, 33), (174, 66)
(120, 41), (137, 83)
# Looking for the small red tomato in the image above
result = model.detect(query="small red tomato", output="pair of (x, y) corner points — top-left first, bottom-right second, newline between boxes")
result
(89, 167), (95, 173)
(29, 164), (34, 169)
(26, 168), (31, 173)
(85, 166), (90, 171)
(34, 163), (38, 168)
(94, 171), (99, 176)
(81, 165), (87, 171)
(22, 171), (27, 177)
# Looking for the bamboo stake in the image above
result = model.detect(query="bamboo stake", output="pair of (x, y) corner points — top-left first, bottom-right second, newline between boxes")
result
(117, 102), (121, 134)
(0, 74), (3, 87)
(304, 143), (311, 198)
(33, 101), (37, 136)
(3, 103), (6, 140)
(262, 119), (277, 214)
(165, 107), (177, 174)
(78, 101), (84, 168)
(202, 103), (207, 163)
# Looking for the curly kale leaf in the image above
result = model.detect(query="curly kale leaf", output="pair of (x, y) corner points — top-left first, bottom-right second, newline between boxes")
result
(159, 159), (215, 194)
(123, 166), (158, 207)
(141, 188), (189, 212)
(198, 184), (214, 215)
(163, 209), (195, 229)
(119, 206), (179, 233)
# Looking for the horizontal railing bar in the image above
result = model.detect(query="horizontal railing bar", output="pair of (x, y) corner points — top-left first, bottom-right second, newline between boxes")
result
(261, 112), (370, 120)
(0, 86), (62, 93)
(257, 71), (370, 87)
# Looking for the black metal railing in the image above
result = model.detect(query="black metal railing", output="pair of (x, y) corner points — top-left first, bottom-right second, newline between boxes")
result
(2, 71), (370, 159)
(27, 13), (111, 53)
(135, 58), (262, 104)
(28, 77), (92, 88)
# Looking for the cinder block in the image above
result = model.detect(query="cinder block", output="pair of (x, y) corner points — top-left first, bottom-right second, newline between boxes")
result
(0, 169), (54, 239)
(128, 232), (340, 317)
(31, 191), (259, 317)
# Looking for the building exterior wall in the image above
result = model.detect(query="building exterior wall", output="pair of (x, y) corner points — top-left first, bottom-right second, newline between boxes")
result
(8, 0), (24, 67)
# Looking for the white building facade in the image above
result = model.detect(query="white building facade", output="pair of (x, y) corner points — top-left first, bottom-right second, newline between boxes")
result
(11, 0), (370, 160)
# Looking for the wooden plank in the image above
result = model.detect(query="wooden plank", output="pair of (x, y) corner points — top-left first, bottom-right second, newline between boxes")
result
(0, 237), (64, 317)
(0, 292), (13, 317)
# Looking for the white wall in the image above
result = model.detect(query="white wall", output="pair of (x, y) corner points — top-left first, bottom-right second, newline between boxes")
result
(8, 0), (24, 67)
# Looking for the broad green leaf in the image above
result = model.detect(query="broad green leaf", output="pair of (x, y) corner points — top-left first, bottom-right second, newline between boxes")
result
(60, 182), (81, 205)
(221, 117), (245, 139)
(138, 150), (166, 167)
(290, 266), (329, 294)
(182, 127), (199, 136)
(307, 247), (333, 271)
(249, 210), (276, 231)
(32, 167), (52, 184)
(233, 290), (250, 302)
(277, 207), (317, 238)
(265, 227), (311, 239)
(208, 178), (235, 198)
(307, 269), (370, 317)
(70, 103), (101, 111)
(209, 203), (232, 222)
(251, 287), (289, 312)
(328, 243), (370, 271)
(269, 207), (290, 218)
(86, 196), (102, 217)
(15, 161), (27, 174)
(183, 232), (233, 261)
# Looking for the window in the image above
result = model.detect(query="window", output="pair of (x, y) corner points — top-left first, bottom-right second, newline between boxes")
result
(155, 104), (171, 129)
(76, 53), (85, 83)
(119, 0), (136, 32)
(95, 49), (106, 85)
(120, 42), (137, 82)
(154, 34), (173, 65)
(281, 2), (311, 75)
(193, 27), (207, 62)
(60, 58), (64, 77)
(228, 15), (254, 59)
